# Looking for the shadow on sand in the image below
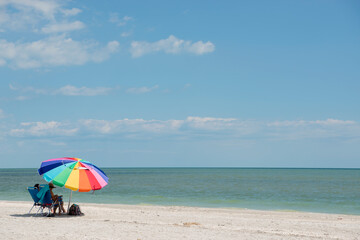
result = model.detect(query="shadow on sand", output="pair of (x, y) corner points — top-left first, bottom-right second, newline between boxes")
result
(10, 213), (84, 218)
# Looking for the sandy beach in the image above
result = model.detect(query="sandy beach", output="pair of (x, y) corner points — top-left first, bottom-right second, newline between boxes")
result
(1, 201), (359, 240)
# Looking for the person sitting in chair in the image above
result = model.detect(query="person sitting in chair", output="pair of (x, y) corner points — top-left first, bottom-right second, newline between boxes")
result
(48, 183), (66, 215)
(34, 183), (40, 191)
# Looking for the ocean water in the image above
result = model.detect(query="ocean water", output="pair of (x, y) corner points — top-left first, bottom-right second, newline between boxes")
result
(0, 168), (359, 215)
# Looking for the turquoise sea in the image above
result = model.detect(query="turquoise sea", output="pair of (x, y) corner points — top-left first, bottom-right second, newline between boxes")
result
(0, 168), (359, 215)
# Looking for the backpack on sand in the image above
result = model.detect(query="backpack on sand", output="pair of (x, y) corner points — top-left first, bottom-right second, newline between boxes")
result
(68, 204), (83, 216)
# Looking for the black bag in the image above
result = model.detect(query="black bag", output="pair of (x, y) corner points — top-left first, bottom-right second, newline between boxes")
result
(68, 204), (83, 216)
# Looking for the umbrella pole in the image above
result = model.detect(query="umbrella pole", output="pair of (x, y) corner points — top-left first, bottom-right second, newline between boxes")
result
(67, 190), (72, 213)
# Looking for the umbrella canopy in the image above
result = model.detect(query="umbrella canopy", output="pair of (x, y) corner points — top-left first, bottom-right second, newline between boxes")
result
(38, 157), (108, 192)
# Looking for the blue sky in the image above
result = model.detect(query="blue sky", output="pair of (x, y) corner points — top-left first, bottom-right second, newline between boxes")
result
(0, 0), (359, 168)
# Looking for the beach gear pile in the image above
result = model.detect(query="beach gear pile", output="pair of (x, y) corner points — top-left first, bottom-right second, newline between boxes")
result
(68, 204), (83, 216)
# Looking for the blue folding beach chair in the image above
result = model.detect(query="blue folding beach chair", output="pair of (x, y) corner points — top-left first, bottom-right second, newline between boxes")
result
(28, 184), (54, 216)
(27, 187), (42, 214)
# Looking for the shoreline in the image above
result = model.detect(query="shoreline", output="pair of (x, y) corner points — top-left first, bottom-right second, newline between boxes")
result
(1, 200), (360, 239)
(3, 199), (359, 216)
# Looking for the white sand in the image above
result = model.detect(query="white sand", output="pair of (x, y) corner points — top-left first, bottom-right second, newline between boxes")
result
(1, 201), (359, 240)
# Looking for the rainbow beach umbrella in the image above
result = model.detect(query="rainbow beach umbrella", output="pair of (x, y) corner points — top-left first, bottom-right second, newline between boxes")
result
(38, 157), (108, 210)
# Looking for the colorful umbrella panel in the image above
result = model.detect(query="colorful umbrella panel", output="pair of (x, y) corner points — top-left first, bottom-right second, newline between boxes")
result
(38, 157), (108, 192)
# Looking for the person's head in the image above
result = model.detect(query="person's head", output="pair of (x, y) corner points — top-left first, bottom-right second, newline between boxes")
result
(49, 183), (56, 189)
(34, 183), (40, 190)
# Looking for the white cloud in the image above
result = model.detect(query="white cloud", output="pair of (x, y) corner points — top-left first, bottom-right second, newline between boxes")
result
(121, 31), (132, 37)
(78, 117), (360, 139)
(186, 40), (215, 55)
(268, 119), (356, 127)
(80, 117), (252, 136)
(311, 119), (356, 125)
(10, 83), (47, 94)
(61, 8), (82, 16)
(126, 85), (159, 94)
(0, 1), (85, 33)
(0, 0), (60, 18)
(8, 117), (360, 140)
(0, 8), (38, 31)
(0, 1), (119, 69)
(10, 84), (114, 96)
(185, 117), (237, 131)
(10, 121), (78, 137)
(0, 0), (60, 31)
(266, 119), (360, 140)
(109, 13), (133, 26)
(130, 35), (215, 58)
(15, 96), (30, 101)
(0, 109), (5, 118)
(55, 85), (113, 96)
(41, 21), (85, 33)
(81, 119), (183, 134)
(8, 84), (16, 90)
(0, 35), (119, 68)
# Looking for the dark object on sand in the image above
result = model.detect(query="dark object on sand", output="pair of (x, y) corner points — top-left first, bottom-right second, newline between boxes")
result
(68, 204), (83, 216)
